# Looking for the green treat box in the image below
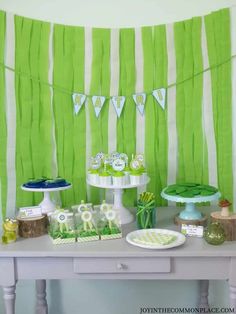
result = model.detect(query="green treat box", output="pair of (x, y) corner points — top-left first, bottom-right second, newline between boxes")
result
(48, 210), (76, 245)
(75, 209), (99, 243)
(97, 203), (122, 240)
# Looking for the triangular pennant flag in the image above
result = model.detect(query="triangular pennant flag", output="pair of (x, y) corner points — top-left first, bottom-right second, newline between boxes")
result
(72, 93), (86, 115)
(111, 96), (126, 118)
(92, 96), (106, 118)
(152, 88), (166, 110)
(133, 93), (146, 115)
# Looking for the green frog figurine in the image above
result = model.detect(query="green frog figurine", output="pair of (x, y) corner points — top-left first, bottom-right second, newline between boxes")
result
(2, 218), (18, 244)
(204, 222), (225, 245)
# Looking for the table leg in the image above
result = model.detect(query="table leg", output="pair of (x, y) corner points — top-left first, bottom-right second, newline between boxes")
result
(199, 280), (209, 309)
(229, 284), (236, 308)
(36, 280), (48, 314)
(3, 285), (16, 314)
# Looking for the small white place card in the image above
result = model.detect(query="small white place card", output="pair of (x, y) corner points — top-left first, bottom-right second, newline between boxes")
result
(18, 206), (42, 219)
(181, 224), (204, 237)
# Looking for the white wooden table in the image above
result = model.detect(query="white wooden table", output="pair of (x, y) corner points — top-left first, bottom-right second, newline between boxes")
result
(0, 207), (236, 314)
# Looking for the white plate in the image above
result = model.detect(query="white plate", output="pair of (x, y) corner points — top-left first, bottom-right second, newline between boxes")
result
(126, 229), (186, 249)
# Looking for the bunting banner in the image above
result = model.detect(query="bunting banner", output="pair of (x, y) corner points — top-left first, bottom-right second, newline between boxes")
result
(72, 93), (86, 115)
(92, 96), (106, 118)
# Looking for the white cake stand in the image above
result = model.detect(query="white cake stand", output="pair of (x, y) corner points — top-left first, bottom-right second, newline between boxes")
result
(87, 177), (150, 225)
(161, 188), (221, 220)
(21, 184), (72, 214)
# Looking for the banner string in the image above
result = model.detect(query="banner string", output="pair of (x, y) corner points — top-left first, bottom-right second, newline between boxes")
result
(0, 53), (235, 98)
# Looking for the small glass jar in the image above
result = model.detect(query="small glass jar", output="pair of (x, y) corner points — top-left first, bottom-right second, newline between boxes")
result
(136, 200), (156, 229)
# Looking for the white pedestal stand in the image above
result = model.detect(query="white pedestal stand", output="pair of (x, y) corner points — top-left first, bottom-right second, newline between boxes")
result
(87, 177), (150, 225)
(21, 185), (72, 214)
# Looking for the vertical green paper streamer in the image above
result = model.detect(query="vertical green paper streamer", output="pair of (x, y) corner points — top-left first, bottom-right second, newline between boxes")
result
(191, 18), (208, 184)
(0, 11), (7, 218)
(174, 22), (186, 183)
(39, 24), (53, 179)
(174, 18), (207, 185)
(15, 16), (52, 207)
(73, 27), (87, 204)
(89, 28), (110, 204)
(205, 9), (233, 201)
(175, 21), (194, 183)
(15, 17), (35, 206)
(153, 25), (168, 206)
(117, 29), (136, 207)
(142, 27), (158, 202)
(53, 25), (74, 206)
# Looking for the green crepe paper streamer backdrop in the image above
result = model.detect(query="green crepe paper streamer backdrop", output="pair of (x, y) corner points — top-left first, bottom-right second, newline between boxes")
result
(15, 16), (52, 207)
(117, 29), (136, 207)
(88, 28), (110, 204)
(0, 8), (233, 217)
(205, 9), (233, 203)
(0, 12), (7, 218)
(174, 17), (208, 185)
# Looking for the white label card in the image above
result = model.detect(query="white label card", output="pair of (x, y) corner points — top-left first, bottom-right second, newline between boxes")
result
(18, 206), (42, 218)
(181, 224), (204, 237)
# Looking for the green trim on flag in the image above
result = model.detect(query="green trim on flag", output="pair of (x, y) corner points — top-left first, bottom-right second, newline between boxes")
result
(205, 9), (233, 202)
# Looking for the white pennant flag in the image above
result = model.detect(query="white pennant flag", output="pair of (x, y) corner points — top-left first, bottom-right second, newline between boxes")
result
(111, 96), (126, 118)
(152, 88), (166, 110)
(132, 93), (146, 115)
(92, 96), (106, 118)
(72, 93), (86, 115)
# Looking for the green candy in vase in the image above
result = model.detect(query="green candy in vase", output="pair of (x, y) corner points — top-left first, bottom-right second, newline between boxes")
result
(204, 222), (226, 245)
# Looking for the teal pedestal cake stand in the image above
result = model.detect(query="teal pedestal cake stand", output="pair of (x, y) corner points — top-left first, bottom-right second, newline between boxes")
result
(161, 188), (221, 220)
